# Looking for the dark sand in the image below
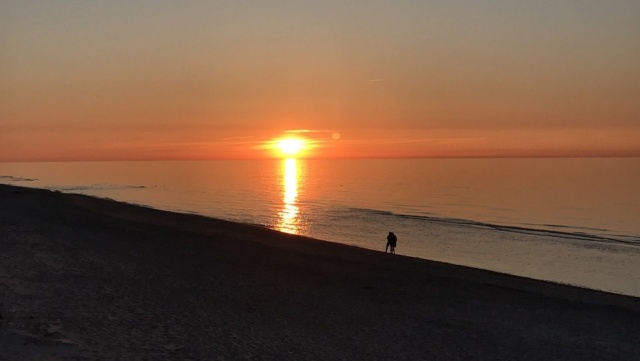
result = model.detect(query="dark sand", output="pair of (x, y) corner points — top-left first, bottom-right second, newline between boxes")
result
(1, 184), (639, 360)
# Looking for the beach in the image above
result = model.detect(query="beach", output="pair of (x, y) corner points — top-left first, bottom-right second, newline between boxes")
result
(1, 184), (639, 360)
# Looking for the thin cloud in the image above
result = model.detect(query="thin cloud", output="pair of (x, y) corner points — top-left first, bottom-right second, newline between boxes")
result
(317, 137), (483, 146)
(284, 129), (338, 134)
(220, 136), (253, 141)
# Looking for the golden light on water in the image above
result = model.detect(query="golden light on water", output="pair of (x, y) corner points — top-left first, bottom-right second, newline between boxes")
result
(277, 158), (301, 234)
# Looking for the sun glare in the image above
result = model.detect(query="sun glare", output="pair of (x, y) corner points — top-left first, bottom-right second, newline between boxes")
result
(277, 138), (305, 157)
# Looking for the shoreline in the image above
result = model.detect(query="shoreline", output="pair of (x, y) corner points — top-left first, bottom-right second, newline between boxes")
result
(6, 180), (640, 297)
(1, 184), (639, 360)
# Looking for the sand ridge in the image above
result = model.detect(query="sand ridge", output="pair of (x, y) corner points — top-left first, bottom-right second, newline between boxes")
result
(1, 184), (639, 360)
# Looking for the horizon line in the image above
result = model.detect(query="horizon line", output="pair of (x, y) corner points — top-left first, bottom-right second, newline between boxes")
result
(2, 154), (640, 163)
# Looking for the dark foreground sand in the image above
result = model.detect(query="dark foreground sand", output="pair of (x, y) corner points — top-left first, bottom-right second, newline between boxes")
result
(1, 184), (639, 361)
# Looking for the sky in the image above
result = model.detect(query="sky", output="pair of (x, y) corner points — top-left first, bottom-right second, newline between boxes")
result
(1, 1), (639, 161)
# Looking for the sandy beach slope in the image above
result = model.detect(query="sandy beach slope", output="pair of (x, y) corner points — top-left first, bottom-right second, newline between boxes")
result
(1, 184), (639, 360)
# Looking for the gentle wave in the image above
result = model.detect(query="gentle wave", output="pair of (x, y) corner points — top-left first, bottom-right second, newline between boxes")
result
(47, 184), (148, 192)
(0, 175), (36, 182)
(344, 206), (640, 247)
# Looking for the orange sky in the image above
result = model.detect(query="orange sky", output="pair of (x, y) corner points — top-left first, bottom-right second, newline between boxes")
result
(1, 1), (639, 161)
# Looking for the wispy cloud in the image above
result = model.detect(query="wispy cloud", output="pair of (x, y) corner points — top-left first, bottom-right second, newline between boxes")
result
(220, 135), (254, 141)
(284, 129), (338, 134)
(318, 137), (483, 146)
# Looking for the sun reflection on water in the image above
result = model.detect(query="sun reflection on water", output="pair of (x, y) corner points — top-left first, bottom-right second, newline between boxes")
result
(277, 158), (300, 234)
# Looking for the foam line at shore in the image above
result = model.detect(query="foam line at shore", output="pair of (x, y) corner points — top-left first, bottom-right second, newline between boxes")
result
(349, 206), (640, 245)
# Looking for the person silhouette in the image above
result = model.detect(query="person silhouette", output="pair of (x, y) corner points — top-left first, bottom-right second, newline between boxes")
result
(386, 232), (397, 254)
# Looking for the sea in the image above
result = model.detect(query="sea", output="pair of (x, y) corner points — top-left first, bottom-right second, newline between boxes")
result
(2, 158), (639, 297)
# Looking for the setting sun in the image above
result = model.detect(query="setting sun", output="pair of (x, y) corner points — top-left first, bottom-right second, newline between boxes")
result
(277, 138), (305, 157)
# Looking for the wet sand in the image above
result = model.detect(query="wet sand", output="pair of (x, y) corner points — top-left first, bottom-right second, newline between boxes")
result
(1, 184), (639, 360)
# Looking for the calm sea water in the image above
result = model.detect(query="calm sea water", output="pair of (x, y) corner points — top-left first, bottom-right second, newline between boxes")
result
(2, 158), (639, 296)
